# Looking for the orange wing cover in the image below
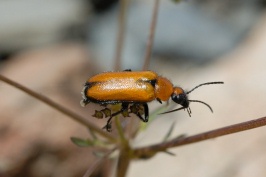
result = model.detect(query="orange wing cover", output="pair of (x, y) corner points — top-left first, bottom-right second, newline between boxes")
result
(86, 71), (157, 102)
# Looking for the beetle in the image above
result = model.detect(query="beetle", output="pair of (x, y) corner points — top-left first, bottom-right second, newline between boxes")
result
(81, 69), (223, 131)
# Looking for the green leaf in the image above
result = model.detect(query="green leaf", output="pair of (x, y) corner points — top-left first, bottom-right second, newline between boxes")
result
(70, 137), (94, 147)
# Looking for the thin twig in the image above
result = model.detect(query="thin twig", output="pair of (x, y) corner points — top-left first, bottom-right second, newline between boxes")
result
(133, 116), (266, 158)
(0, 74), (116, 142)
(142, 0), (160, 70)
(114, 0), (129, 70)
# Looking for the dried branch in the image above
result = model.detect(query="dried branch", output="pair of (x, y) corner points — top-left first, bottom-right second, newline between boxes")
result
(142, 0), (160, 70)
(133, 116), (266, 158)
(114, 0), (129, 70)
(0, 74), (116, 142)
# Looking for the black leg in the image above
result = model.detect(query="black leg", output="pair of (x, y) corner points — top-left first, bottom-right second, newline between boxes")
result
(123, 69), (132, 71)
(104, 103), (129, 132)
(156, 98), (162, 104)
(135, 112), (145, 122)
(143, 103), (149, 122)
(133, 103), (149, 123)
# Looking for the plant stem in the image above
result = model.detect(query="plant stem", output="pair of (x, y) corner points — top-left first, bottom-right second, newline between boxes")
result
(142, 0), (160, 70)
(115, 116), (127, 144)
(115, 116), (132, 177)
(114, 0), (129, 70)
(133, 116), (266, 158)
(0, 74), (116, 142)
(83, 147), (117, 177)
(116, 147), (131, 177)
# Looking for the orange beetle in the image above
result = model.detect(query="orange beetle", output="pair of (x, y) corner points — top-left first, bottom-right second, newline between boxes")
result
(81, 69), (223, 131)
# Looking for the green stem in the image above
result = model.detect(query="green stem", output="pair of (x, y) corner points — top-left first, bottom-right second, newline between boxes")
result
(115, 116), (132, 177)
(115, 116), (128, 143)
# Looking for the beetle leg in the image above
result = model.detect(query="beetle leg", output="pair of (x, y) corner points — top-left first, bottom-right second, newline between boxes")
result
(135, 113), (145, 122)
(104, 103), (129, 132)
(123, 69), (132, 72)
(104, 110), (122, 132)
(142, 103), (149, 122)
(156, 98), (162, 104)
(132, 103), (149, 123)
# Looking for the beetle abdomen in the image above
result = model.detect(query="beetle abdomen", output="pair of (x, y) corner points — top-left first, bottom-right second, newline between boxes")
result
(84, 71), (157, 103)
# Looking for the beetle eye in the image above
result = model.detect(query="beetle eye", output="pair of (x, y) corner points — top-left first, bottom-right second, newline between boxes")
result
(171, 94), (180, 104)
(171, 93), (183, 104)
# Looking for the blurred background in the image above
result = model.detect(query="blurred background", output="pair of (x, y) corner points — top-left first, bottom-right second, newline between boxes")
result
(1, 0), (266, 176)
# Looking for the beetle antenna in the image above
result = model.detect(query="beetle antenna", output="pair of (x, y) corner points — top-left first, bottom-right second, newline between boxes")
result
(188, 100), (213, 113)
(159, 107), (192, 117)
(187, 107), (191, 117)
(186, 82), (224, 95)
(159, 82), (223, 115)
(159, 100), (213, 115)
(159, 106), (185, 115)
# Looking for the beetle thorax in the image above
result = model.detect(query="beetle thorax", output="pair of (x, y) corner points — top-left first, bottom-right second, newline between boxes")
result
(155, 77), (174, 101)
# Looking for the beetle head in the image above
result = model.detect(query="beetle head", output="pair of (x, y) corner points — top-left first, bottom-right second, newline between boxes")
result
(160, 82), (224, 116)
(171, 87), (189, 108)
